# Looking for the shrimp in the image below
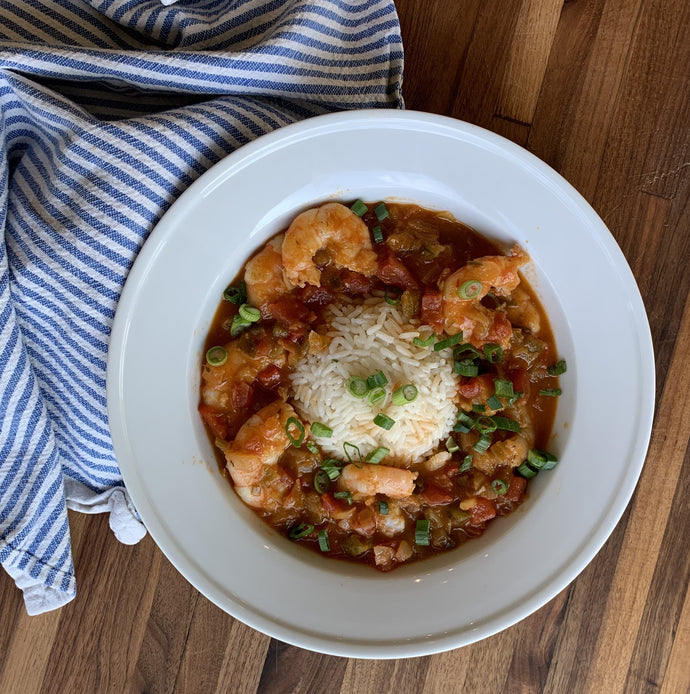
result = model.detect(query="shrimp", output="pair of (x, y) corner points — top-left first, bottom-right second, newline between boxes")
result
(244, 235), (290, 312)
(281, 203), (378, 287)
(224, 400), (297, 509)
(443, 245), (528, 348)
(461, 404), (535, 475)
(200, 333), (287, 412)
(338, 463), (417, 499)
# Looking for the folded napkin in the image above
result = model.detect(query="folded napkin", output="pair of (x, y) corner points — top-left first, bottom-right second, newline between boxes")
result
(0, 0), (403, 615)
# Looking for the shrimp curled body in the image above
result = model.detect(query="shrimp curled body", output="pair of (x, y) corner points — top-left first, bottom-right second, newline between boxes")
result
(443, 245), (528, 348)
(338, 463), (418, 499)
(282, 203), (378, 287)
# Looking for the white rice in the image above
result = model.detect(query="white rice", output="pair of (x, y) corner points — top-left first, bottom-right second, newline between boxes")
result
(290, 298), (459, 463)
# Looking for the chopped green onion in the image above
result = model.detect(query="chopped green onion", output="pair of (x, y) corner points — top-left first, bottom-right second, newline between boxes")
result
(384, 287), (401, 305)
(457, 279), (483, 299)
(238, 303), (261, 323)
(378, 500), (389, 515)
(454, 359), (479, 377)
(368, 386), (387, 406)
(321, 458), (342, 480)
(347, 376), (369, 398)
(453, 343), (481, 360)
(374, 202), (389, 221)
(392, 384), (418, 406)
(415, 519), (431, 546)
(434, 332), (464, 351)
(491, 479), (508, 495)
(313, 469), (330, 493)
(288, 522), (313, 539)
(367, 370), (388, 388)
(373, 413), (395, 430)
(473, 432), (493, 453)
(527, 449), (558, 470)
(445, 436), (460, 453)
(365, 446), (390, 464)
(334, 491), (353, 505)
(223, 281), (246, 304)
(413, 334), (436, 347)
(475, 416), (498, 434)
(310, 422), (333, 438)
(483, 343), (503, 363)
(540, 388), (562, 397)
(472, 404), (486, 413)
(318, 529), (331, 552)
(458, 454), (473, 473)
(343, 441), (363, 465)
(456, 411), (475, 428)
(372, 225), (384, 243)
(508, 391), (525, 406)
(491, 416), (521, 433)
(547, 360), (568, 376)
(285, 417), (305, 447)
(230, 314), (252, 336)
(205, 346), (227, 366)
(494, 378), (515, 398)
(306, 441), (319, 455)
(516, 461), (538, 479)
(350, 199), (368, 217)
(486, 394), (502, 411)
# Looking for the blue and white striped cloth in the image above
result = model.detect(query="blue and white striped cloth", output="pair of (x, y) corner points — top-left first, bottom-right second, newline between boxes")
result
(0, 0), (403, 615)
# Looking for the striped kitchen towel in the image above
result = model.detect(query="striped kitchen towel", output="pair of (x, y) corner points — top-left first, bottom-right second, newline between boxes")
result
(0, 0), (403, 615)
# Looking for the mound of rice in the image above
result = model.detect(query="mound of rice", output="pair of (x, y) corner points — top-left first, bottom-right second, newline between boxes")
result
(290, 297), (459, 463)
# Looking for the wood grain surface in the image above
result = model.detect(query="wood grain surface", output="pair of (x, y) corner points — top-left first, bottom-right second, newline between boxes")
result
(2, 1), (688, 692)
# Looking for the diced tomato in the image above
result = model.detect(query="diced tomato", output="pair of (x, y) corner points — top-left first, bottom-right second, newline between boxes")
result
(469, 497), (497, 525)
(301, 284), (335, 307)
(503, 475), (527, 504)
(267, 296), (315, 329)
(486, 311), (512, 346)
(198, 404), (229, 440)
(421, 484), (455, 506)
(256, 364), (282, 390)
(458, 374), (495, 400)
(420, 289), (444, 332)
(376, 250), (419, 290)
(321, 492), (349, 515)
(230, 381), (254, 411)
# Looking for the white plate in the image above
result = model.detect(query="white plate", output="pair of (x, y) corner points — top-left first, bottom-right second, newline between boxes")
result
(107, 110), (654, 658)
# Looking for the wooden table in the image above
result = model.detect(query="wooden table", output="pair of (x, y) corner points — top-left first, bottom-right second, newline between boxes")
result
(2, 1), (688, 692)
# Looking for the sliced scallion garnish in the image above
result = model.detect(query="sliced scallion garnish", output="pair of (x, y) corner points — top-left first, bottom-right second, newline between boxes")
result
(527, 449), (558, 470)
(516, 461), (538, 479)
(491, 479), (508, 495)
(343, 441), (363, 465)
(434, 332), (464, 351)
(310, 421), (333, 438)
(486, 394), (502, 411)
(365, 446), (390, 464)
(372, 225), (384, 243)
(539, 388), (562, 397)
(373, 413), (395, 430)
(306, 441), (319, 455)
(445, 436), (459, 453)
(457, 279), (483, 299)
(205, 346), (227, 366)
(333, 491), (353, 505)
(415, 519), (430, 546)
(458, 454), (473, 473)
(368, 386), (387, 406)
(285, 416), (305, 447)
(318, 529), (331, 552)
(413, 333), (436, 347)
(384, 287), (401, 305)
(230, 314), (251, 336)
(475, 416), (498, 434)
(493, 378), (515, 398)
(473, 432), (493, 453)
(367, 370), (388, 389)
(392, 384), (418, 406)
(313, 470), (330, 493)
(238, 303), (261, 323)
(547, 359), (567, 376)
(374, 202), (389, 221)
(223, 281), (246, 304)
(346, 376), (369, 398)
(483, 343), (503, 363)
(350, 199), (368, 217)
(454, 359), (479, 377)
(491, 416), (521, 433)
(321, 458), (342, 480)
(378, 500), (389, 515)
(288, 522), (313, 539)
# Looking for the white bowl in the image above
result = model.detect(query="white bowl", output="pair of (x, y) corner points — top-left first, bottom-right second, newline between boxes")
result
(107, 110), (654, 658)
